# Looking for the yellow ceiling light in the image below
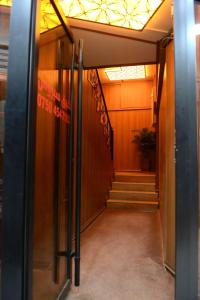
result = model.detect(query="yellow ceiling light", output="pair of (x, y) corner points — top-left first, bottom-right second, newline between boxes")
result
(0, 0), (164, 32)
(0, 0), (61, 33)
(59, 0), (164, 31)
(40, 0), (61, 33)
(0, 0), (11, 5)
(105, 66), (146, 81)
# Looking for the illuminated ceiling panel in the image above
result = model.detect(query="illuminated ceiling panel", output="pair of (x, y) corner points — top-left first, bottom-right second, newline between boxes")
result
(40, 0), (61, 33)
(0, 0), (11, 5)
(0, 0), (61, 33)
(0, 0), (164, 32)
(59, 0), (164, 31)
(105, 66), (146, 80)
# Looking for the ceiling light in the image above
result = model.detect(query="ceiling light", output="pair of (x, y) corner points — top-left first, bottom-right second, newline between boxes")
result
(105, 66), (146, 81)
(59, 0), (164, 31)
(0, 0), (164, 32)
(0, 0), (11, 5)
(0, 0), (61, 33)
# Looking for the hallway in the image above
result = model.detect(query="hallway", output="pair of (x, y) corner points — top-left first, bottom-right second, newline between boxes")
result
(67, 209), (174, 300)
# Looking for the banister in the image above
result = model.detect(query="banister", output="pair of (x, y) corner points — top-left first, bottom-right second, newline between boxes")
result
(95, 69), (112, 130)
(87, 69), (114, 160)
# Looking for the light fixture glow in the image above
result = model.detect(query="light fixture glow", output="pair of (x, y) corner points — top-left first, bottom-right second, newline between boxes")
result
(0, 0), (11, 5)
(105, 66), (146, 81)
(0, 0), (61, 33)
(0, 0), (164, 32)
(59, 0), (164, 31)
(40, 0), (61, 33)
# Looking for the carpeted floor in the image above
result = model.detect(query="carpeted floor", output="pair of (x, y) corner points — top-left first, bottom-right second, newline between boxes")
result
(67, 208), (174, 300)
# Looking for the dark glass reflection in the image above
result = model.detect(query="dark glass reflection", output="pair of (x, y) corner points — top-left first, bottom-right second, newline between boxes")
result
(0, 3), (11, 286)
(32, 3), (73, 300)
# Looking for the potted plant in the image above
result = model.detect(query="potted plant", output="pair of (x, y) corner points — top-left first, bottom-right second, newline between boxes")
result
(132, 128), (156, 171)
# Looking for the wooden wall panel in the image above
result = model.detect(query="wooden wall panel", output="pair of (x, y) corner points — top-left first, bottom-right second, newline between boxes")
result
(75, 70), (113, 230)
(159, 41), (175, 271)
(103, 80), (154, 171)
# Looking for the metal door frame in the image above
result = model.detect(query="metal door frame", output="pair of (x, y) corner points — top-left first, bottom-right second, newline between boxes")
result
(174, 0), (199, 299)
(1, 0), (200, 299)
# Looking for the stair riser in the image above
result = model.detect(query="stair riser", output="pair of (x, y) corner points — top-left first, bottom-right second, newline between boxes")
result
(115, 175), (155, 183)
(112, 182), (155, 192)
(109, 191), (158, 201)
(107, 201), (158, 211)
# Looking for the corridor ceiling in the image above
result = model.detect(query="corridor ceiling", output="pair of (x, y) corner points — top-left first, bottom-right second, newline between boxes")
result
(0, 0), (172, 67)
(68, 0), (172, 68)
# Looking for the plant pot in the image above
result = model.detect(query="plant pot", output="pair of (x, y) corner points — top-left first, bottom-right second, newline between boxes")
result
(140, 150), (156, 171)
(140, 155), (150, 171)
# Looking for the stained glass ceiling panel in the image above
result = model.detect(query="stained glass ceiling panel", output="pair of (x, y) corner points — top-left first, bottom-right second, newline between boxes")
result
(0, 0), (11, 5)
(0, 0), (61, 33)
(58, 0), (164, 31)
(0, 0), (165, 32)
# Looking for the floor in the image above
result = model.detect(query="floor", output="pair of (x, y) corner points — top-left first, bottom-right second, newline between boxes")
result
(67, 208), (174, 300)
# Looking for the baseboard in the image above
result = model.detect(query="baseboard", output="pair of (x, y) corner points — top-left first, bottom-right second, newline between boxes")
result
(164, 263), (175, 277)
(57, 279), (71, 300)
(80, 206), (106, 233)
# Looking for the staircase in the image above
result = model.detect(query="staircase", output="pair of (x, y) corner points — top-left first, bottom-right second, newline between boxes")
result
(107, 172), (159, 211)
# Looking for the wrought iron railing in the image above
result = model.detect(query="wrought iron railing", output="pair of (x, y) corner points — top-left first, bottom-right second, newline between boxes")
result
(87, 69), (114, 160)
(0, 44), (8, 73)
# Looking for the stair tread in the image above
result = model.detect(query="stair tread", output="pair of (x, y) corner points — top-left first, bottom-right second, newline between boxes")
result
(110, 190), (158, 194)
(113, 181), (155, 185)
(107, 199), (159, 205)
(115, 172), (155, 177)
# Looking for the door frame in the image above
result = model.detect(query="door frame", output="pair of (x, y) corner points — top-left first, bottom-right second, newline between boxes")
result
(1, 0), (200, 299)
(1, 0), (40, 299)
(174, 0), (199, 299)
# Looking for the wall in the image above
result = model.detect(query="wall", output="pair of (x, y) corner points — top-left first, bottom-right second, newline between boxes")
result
(80, 70), (113, 229)
(159, 41), (175, 271)
(103, 80), (154, 171)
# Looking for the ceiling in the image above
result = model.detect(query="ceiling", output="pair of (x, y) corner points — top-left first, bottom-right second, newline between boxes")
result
(0, 0), (173, 68)
(68, 0), (172, 68)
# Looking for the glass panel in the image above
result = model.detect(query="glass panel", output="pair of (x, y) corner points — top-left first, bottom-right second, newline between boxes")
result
(0, 0), (11, 286)
(58, 0), (164, 31)
(195, 3), (200, 297)
(32, 1), (73, 299)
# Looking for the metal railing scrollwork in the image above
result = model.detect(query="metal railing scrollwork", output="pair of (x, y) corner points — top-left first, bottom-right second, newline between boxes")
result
(88, 69), (114, 159)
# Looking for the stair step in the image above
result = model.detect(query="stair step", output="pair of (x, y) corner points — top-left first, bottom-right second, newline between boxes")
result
(109, 190), (158, 201)
(115, 172), (155, 183)
(112, 182), (155, 192)
(107, 199), (159, 211)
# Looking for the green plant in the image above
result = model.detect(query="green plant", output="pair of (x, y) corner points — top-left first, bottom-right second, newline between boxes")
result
(132, 128), (156, 154)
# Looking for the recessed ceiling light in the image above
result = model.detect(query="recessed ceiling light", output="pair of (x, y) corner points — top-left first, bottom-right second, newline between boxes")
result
(105, 66), (146, 81)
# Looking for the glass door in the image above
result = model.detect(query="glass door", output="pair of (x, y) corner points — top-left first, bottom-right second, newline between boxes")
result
(0, 0), (11, 283)
(32, 1), (74, 299)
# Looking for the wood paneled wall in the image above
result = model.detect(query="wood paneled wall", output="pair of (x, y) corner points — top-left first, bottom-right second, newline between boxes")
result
(103, 80), (154, 171)
(77, 70), (113, 230)
(159, 41), (175, 271)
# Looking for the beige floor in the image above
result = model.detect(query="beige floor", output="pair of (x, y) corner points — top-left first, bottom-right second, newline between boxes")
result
(67, 209), (174, 300)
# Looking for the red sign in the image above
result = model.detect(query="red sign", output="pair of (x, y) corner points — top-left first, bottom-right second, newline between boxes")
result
(37, 78), (71, 124)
